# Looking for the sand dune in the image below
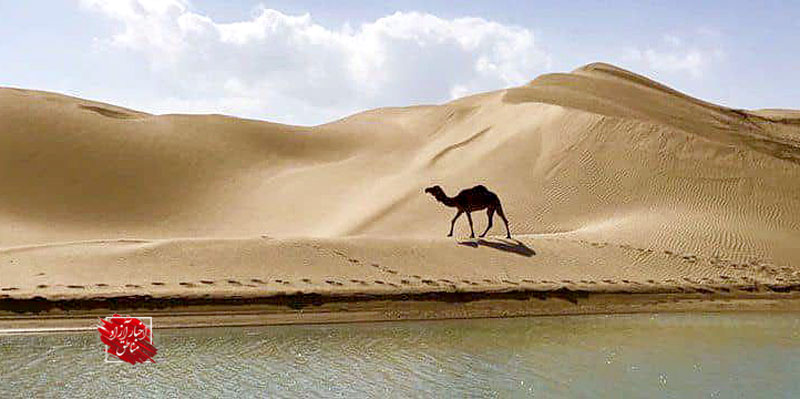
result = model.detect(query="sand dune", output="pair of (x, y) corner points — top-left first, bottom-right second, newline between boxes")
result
(1, 63), (799, 314)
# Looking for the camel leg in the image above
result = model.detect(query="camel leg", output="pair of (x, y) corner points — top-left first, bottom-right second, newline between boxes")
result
(466, 212), (475, 238)
(496, 205), (511, 238)
(480, 208), (495, 237)
(448, 210), (463, 237)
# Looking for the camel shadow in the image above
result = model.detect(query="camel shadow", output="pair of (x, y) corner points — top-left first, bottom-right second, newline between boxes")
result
(458, 238), (536, 257)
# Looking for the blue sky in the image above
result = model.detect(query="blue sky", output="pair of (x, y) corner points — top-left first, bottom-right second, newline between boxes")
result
(1, 0), (798, 125)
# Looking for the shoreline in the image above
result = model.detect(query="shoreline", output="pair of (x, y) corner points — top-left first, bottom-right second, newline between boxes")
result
(2, 289), (799, 334)
(3, 235), (799, 334)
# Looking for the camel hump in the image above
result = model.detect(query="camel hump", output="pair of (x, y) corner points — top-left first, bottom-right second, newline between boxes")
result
(472, 184), (489, 192)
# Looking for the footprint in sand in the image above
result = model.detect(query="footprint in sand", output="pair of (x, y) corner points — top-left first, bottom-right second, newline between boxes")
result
(200, 280), (215, 285)
(400, 279), (412, 285)
(67, 285), (84, 289)
(602, 279), (615, 284)
(151, 282), (165, 286)
(179, 282), (195, 287)
(502, 279), (519, 285)
(421, 279), (439, 286)
(96, 283), (109, 287)
(374, 280), (385, 285)
(411, 275), (422, 279)
(251, 279), (266, 284)
(482, 279), (494, 284)
(124, 284), (141, 288)
(227, 280), (242, 286)
(325, 280), (343, 286)
(36, 284), (48, 289)
(301, 278), (312, 284)
(2, 287), (19, 291)
(438, 279), (453, 284)
(522, 279), (536, 284)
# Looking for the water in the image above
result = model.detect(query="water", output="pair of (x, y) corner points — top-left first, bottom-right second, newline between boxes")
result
(1, 313), (798, 398)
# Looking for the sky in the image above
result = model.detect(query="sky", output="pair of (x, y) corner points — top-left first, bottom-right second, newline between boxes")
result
(1, 0), (798, 125)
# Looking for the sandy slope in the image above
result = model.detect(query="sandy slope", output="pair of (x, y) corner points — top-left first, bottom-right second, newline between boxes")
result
(1, 63), (799, 308)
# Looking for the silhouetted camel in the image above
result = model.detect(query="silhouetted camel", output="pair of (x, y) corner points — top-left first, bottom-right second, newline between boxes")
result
(424, 185), (511, 238)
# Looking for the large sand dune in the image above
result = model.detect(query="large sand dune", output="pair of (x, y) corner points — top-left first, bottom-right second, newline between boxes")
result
(1, 63), (799, 315)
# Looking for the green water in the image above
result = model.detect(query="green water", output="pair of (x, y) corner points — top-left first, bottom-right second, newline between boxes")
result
(1, 313), (798, 398)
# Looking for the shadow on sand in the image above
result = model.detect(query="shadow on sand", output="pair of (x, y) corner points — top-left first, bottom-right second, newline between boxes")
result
(458, 238), (536, 257)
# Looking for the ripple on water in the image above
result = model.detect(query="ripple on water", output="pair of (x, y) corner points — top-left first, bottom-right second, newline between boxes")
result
(1, 313), (798, 397)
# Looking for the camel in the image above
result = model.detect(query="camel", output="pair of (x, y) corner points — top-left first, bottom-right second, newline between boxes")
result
(424, 185), (511, 238)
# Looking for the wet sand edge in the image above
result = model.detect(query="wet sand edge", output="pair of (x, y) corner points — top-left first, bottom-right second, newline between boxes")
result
(2, 290), (799, 333)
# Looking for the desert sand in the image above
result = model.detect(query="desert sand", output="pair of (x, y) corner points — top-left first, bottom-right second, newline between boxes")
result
(1, 63), (799, 328)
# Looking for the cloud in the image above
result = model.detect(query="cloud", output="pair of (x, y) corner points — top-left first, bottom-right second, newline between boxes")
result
(622, 31), (723, 78)
(81, 0), (550, 125)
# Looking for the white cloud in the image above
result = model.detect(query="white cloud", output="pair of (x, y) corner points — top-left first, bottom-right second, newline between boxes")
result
(623, 31), (723, 78)
(81, 0), (550, 125)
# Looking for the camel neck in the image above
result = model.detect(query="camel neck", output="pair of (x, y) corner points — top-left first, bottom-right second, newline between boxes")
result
(435, 191), (457, 207)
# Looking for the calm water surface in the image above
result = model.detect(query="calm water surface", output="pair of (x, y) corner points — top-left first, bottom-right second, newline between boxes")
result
(1, 313), (798, 398)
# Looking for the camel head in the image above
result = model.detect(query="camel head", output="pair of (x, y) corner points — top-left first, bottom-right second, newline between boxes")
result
(424, 185), (443, 197)
(425, 185), (451, 204)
